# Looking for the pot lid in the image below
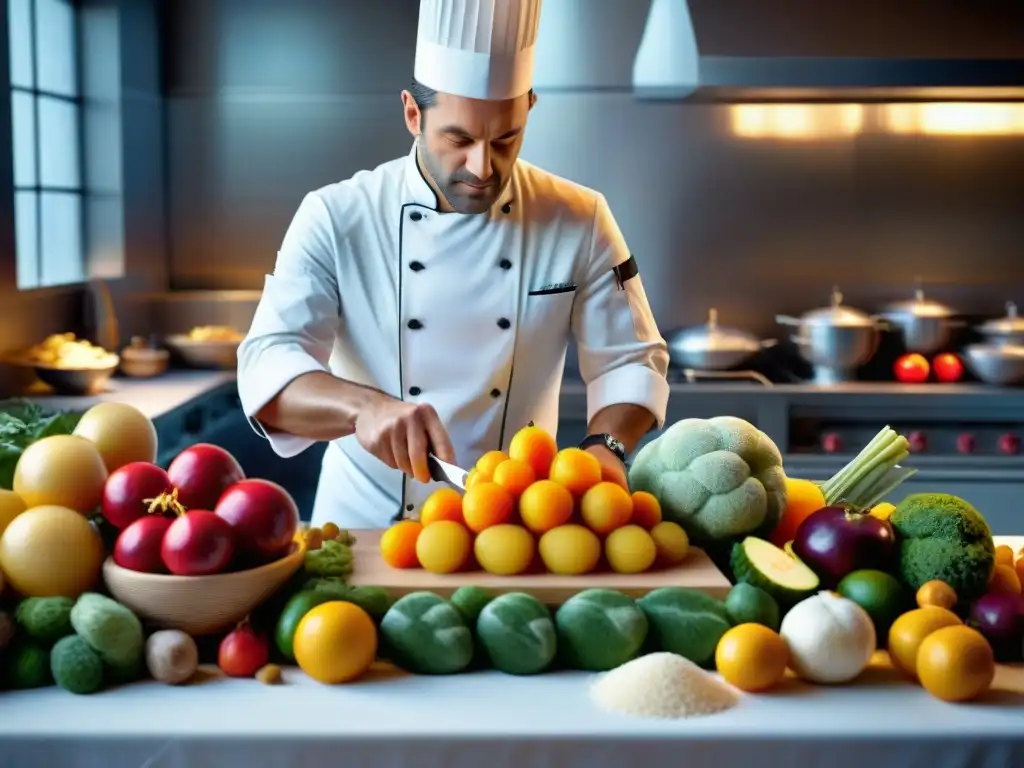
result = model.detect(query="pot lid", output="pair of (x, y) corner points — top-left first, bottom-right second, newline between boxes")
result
(884, 286), (955, 319)
(801, 287), (875, 327)
(978, 301), (1024, 335)
(670, 308), (761, 353)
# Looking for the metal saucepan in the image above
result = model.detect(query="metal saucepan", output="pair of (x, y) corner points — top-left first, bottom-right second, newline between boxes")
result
(875, 284), (963, 354)
(666, 307), (776, 371)
(975, 301), (1024, 347)
(962, 342), (1024, 386)
(776, 287), (885, 385)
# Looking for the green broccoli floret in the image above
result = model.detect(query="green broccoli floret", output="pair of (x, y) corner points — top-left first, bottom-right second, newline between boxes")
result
(628, 416), (787, 544)
(303, 539), (353, 577)
(890, 493), (995, 601)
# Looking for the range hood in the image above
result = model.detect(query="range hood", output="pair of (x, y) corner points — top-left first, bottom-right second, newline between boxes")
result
(633, 0), (1024, 102)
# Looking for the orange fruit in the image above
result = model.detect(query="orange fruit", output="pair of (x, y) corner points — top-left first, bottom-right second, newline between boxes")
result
(887, 606), (962, 679)
(916, 625), (995, 702)
(492, 459), (536, 498)
(770, 477), (825, 548)
(508, 425), (558, 480)
(1015, 555), (1024, 589)
(580, 482), (633, 535)
(630, 491), (662, 529)
(380, 520), (422, 569)
(464, 468), (481, 489)
(715, 623), (789, 692)
(989, 563), (1021, 595)
(650, 521), (689, 566)
(461, 481), (514, 533)
(474, 450), (509, 482)
(294, 601), (377, 684)
(419, 488), (464, 526)
(415, 520), (472, 574)
(604, 525), (656, 574)
(537, 524), (602, 575)
(518, 479), (573, 534)
(548, 448), (602, 497)
(915, 580), (958, 611)
(994, 544), (1014, 566)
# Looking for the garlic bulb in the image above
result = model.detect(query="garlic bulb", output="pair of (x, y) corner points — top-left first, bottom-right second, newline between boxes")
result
(779, 591), (876, 684)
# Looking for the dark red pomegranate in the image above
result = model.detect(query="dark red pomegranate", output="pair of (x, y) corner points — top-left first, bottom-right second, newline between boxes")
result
(161, 510), (236, 576)
(167, 444), (245, 511)
(113, 515), (174, 573)
(214, 479), (299, 564)
(102, 462), (173, 529)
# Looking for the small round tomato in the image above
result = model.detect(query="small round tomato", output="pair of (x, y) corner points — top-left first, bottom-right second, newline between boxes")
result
(218, 623), (270, 678)
(894, 353), (930, 383)
(932, 352), (964, 383)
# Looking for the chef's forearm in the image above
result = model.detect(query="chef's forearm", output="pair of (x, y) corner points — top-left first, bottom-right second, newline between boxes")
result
(256, 372), (386, 442)
(586, 404), (656, 455)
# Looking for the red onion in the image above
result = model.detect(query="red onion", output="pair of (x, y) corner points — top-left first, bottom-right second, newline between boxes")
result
(791, 505), (897, 587)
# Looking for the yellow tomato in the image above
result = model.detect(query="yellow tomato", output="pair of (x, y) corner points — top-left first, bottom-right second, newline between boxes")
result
(72, 402), (158, 472)
(604, 525), (656, 574)
(294, 601), (377, 684)
(916, 625), (995, 702)
(415, 520), (471, 574)
(0, 489), (27, 538)
(13, 435), (108, 513)
(887, 606), (962, 679)
(473, 524), (535, 575)
(0, 505), (104, 597)
(715, 623), (789, 692)
(537, 524), (601, 575)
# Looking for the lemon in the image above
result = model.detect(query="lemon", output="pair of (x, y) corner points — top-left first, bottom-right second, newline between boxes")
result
(649, 521), (689, 566)
(473, 524), (535, 575)
(604, 525), (657, 574)
(414, 520), (471, 574)
(538, 525), (601, 575)
(294, 601), (377, 684)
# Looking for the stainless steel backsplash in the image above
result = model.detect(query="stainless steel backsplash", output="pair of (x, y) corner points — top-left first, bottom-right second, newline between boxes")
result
(161, 0), (1024, 340)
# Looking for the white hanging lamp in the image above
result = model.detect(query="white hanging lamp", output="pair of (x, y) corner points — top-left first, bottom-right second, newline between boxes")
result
(632, 0), (700, 99)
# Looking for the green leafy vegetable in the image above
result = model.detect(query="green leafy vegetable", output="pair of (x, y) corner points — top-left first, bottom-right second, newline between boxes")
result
(303, 539), (353, 577)
(0, 398), (83, 490)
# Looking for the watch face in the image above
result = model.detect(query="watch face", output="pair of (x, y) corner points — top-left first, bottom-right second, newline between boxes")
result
(605, 435), (625, 457)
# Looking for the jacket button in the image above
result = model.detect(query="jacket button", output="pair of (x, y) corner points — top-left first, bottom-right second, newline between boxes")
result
(406, 504), (414, 512)
(499, 258), (512, 270)
(490, 388), (501, 398)
(409, 261), (425, 271)
(409, 211), (422, 221)
(409, 386), (421, 396)
(501, 203), (511, 214)
(497, 317), (511, 330)
(407, 319), (423, 330)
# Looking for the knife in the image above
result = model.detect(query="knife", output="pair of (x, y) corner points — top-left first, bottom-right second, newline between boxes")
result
(427, 453), (469, 490)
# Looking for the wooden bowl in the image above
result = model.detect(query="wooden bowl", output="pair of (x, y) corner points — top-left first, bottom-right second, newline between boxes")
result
(164, 335), (239, 369)
(102, 543), (305, 636)
(32, 359), (120, 394)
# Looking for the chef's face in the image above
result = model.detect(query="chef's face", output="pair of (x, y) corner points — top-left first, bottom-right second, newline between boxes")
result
(403, 89), (535, 214)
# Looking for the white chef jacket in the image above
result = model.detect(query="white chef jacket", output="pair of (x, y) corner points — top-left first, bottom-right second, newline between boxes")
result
(237, 142), (670, 528)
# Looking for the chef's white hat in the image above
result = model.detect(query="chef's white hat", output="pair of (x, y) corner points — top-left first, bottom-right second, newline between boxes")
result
(414, 0), (543, 101)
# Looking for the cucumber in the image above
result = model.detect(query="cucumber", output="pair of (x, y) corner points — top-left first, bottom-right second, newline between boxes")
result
(730, 536), (819, 606)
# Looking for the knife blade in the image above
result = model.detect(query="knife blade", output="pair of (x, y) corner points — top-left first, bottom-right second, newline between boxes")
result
(427, 453), (469, 490)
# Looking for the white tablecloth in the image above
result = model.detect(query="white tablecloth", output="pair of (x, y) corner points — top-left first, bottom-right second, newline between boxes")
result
(1, 655), (1022, 768)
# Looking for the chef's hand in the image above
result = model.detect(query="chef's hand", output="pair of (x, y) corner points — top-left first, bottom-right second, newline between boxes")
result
(584, 445), (629, 491)
(355, 395), (456, 484)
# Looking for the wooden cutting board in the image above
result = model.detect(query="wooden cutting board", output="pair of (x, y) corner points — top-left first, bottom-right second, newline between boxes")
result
(345, 529), (733, 605)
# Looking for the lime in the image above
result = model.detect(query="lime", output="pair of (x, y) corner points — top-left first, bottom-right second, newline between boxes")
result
(724, 582), (780, 631)
(837, 569), (912, 647)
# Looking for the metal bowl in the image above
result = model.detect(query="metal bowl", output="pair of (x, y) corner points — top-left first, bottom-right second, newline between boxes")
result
(666, 307), (775, 371)
(164, 335), (239, 370)
(877, 286), (961, 354)
(962, 343), (1024, 386)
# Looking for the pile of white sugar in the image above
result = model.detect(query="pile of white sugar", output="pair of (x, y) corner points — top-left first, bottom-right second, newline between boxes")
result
(589, 652), (739, 719)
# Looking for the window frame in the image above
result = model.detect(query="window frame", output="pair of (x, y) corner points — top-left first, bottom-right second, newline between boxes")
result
(9, 0), (88, 292)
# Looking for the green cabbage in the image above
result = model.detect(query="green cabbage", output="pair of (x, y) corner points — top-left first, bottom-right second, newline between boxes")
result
(629, 416), (787, 544)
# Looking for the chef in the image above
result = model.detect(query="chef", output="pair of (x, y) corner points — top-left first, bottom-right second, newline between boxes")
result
(236, 0), (670, 528)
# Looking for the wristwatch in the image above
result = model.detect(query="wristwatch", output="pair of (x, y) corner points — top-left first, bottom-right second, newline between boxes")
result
(578, 433), (627, 464)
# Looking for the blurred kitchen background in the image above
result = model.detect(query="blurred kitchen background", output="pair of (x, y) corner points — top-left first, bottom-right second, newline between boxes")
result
(2, 0), (1024, 528)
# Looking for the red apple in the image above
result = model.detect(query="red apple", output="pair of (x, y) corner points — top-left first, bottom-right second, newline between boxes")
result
(167, 443), (245, 511)
(932, 353), (964, 383)
(161, 510), (236, 576)
(114, 515), (174, 573)
(894, 353), (930, 384)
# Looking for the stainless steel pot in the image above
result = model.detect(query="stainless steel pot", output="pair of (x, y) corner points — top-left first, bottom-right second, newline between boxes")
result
(776, 287), (884, 385)
(962, 342), (1024, 386)
(876, 285), (961, 354)
(666, 308), (776, 371)
(976, 301), (1024, 347)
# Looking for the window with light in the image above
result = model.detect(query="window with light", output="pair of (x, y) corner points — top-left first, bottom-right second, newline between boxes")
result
(8, 0), (84, 290)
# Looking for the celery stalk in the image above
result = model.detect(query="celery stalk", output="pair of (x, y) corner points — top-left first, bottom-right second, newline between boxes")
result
(819, 426), (912, 507)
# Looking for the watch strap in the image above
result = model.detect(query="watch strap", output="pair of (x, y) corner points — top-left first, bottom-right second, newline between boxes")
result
(578, 433), (627, 463)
